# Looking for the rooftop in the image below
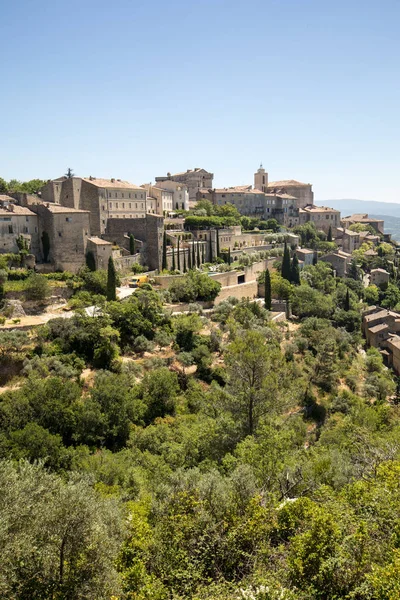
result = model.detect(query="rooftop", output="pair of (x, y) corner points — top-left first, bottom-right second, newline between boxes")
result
(40, 203), (90, 214)
(0, 195), (15, 202)
(0, 204), (36, 216)
(267, 180), (310, 188)
(371, 268), (390, 274)
(364, 309), (398, 323)
(369, 323), (389, 334)
(87, 236), (112, 246)
(387, 335), (400, 350)
(82, 177), (142, 190)
(301, 205), (340, 213)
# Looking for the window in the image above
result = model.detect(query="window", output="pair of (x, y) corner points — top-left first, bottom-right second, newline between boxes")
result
(135, 193), (137, 199)
(26, 217), (29, 222)
(109, 202), (112, 209)
(66, 217), (72, 222)
(122, 203), (125, 208)
(122, 193), (124, 198)
(8, 225), (13, 234)
(129, 193), (131, 199)
(141, 203), (144, 209)
(58, 232), (62, 237)
(116, 202), (119, 208)
(23, 226), (28, 233)
(135, 203), (138, 209)
(129, 203), (132, 208)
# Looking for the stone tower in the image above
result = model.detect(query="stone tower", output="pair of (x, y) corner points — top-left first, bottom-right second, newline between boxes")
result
(254, 164), (268, 192)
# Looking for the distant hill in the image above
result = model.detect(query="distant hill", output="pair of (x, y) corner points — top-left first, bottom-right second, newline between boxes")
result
(315, 199), (400, 241)
(315, 198), (400, 219)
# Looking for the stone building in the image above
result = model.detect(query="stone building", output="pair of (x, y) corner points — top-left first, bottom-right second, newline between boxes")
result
(155, 168), (213, 203)
(105, 213), (164, 271)
(30, 202), (91, 272)
(86, 237), (113, 270)
(320, 250), (351, 277)
(299, 205), (340, 234)
(296, 248), (315, 266)
(341, 213), (384, 235)
(267, 179), (314, 209)
(0, 197), (40, 255)
(141, 184), (173, 215)
(41, 176), (147, 235)
(197, 186), (300, 227)
(335, 227), (360, 253)
(153, 180), (189, 211)
(370, 268), (390, 287)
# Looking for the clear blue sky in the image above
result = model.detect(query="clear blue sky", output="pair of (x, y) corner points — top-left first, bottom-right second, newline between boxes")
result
(1, 0), (399, 202)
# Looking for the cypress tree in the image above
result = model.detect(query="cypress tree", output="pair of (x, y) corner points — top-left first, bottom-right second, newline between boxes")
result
(291, 253), (300, 285)
(41, 231), (50, 263)
(188, 245), (192, 270)
(228, 247), (231, 264)
(281, 242), (291, 281)
(86, 251), (96, 272)
(192, 241), (196, 268)
(162, 231), (167, 271)
(129, 234), (136, 255)
(172, 246), (176, 271)
(216, 230), (220, 258)
(209, 234), (213, 262)
(106, 256), (117, 301)
(344, 288), (350, 311)
(327, 225), (332, 242)
(177, 237), (181, 271)
(264, 268), (272, 310)
(202, 243), (205, 264)
(197, 242), (201, 268)
(183, 250), (187, 273)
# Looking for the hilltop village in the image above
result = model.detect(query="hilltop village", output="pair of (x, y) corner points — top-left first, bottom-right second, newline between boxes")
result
(2, 166), (400, 599)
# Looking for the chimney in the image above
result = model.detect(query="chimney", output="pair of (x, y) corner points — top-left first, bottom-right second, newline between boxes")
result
(111, 178), (115, 183)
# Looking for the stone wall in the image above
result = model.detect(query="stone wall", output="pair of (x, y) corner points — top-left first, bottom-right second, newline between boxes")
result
(105, 214), (164, 271)
(32, 205), (90, 272)
(214, 281), (258, 305)
(80, 180), (102, 235)
(114, 253), (142, 273)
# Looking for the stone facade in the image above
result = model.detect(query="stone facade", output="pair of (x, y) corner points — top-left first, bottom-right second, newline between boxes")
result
(341, 214), (384, 235)
(30, 203), (91, 272)
(267, 179), (314, 209)
(141, 184), (173, 215)
(155, 168), (213, 202)
(370, 268), (390, 287)
(320, 251), (351, 277)
(0, 199), (39, 255)
(105, 213), (164, 271)
(152, 180), (189, 211)
(40, 177), (147, 236)
(299, 205), (340, 233)
(86, 237), (113, 270)
(335, 227), (360, 253)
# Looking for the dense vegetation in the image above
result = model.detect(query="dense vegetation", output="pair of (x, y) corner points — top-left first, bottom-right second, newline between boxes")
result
(2, 244), (400, 597)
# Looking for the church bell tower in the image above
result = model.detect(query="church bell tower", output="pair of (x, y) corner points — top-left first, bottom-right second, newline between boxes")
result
(254, 164), (268, 192)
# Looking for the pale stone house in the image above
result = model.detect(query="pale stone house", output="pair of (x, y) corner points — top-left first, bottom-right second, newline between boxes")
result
(154, 180), (189, 211)
(370, 268), (390, 287)
(0, 198), (39, 255)
(299, 205), (340, 234)
(267, 179), (314, 209)
(320, 250), (351, 277)
(141, 184), (173, 215)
